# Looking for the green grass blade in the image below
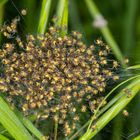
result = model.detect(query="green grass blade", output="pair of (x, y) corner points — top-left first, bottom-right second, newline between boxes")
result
(80, 78), (140, 140)
(69, 75), (140, 140)
(122, 0), (138, 56)
(56, 0), (65, 26)
(38, 0), (52, 34)
(0, 97), (33, 140)
(87, 74), (140, 131)
(0, 0), (8, 42)
(61, 0), (68, 36)
(0, 0), (8, 5)
(21, 118), (44, 140)
(69, 92), (123, 140)
(69, 0), (84, 32)
(0, 134), (9, 140)
(84, 0), (125, 67)
(56, 0), (68, 36)
(111, 114), (123, 140)
(127, 65), (140, 70)
(14, 109), (44, 140)
(133, 135), (140, 140)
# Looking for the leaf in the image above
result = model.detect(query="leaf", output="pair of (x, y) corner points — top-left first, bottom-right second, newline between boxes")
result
(80, 78), (140, 140)
(0, 0), (8, 42)
(56, 0), (68, 36)
(69, 75), (140, 140)
(14, 109), (44, 140)
(133, 135), (140, 140)
(127, 65), (140, 70)
(38, 0), (52, 34)
(87, 74), (140, 130)
(0, 97), (33, 140)
(0, 134), (9, 140)
(0, 0), (8, 5)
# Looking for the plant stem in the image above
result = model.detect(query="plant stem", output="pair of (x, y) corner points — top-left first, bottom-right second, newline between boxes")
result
(56, 0), (68, 36)
(85, 0), (125, 67)
(69, 121), (89, 140)
(87, 74), (140, 131)
(80, 78), (140, 140)
(112, 114), (123, 140)
(38, 0), (52, 34)
(0, 97), (33, 140)
(69, 75), (140, 140)
(14, 109), (44, 140)
(56, 0), (65, 26)
(61, 0), (68, 36)
(69, 91), (123, 140)
(0, 0), (8, 42)
(54, 121), (58, 140)
(0, 6), (4, 42)
(127, 65), (140, 70)
(123, 0), (138, 56)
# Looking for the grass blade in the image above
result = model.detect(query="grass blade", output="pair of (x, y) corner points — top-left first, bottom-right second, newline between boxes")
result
(0, 0), (8, 5)
(133, 135), (140, 140)
(61, 0), (68, 36)
(56, 0), (68, 36)
(69, 75), (140, 140)
(56, 0), (65, 26)
(0, 134), (9, 140)
(14, 109), (44, 140)
(111, 114), (123, 140)
(80, 78), (140, 140)
(127, 65), (140, 70)
(38, 0), (52, 34)
(0, 97), (33, 140)
(87, 74), (140, 130)
(0, 0), (8, 42)
(122, 0), (138, 56)
(84, 0), (125, 67)
(69, 92), (123, 140)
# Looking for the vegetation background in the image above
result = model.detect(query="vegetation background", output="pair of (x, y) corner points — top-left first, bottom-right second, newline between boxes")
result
(0, 0), (140, 140)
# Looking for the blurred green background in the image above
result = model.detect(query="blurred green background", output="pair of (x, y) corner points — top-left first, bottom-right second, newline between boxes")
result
(0, 0), (140, 140)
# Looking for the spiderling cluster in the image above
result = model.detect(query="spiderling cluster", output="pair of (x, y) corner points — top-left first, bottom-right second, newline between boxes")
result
(0, 17), (119, 137)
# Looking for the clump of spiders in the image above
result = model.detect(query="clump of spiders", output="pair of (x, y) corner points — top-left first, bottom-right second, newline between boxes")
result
(0, 16), (119, 137)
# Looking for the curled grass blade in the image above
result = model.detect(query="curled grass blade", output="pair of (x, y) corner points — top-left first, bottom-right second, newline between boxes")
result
(80, 78), (140, 140)
(0, 96), (33, 140)
(84, 0), (125, 67)
(38, 0), (52, 34)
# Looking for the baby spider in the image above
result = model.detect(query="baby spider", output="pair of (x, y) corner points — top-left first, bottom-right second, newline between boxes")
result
(21, 9), (27, 16)
(112, 60), (119, 69)
(123, 110), (129, 117)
